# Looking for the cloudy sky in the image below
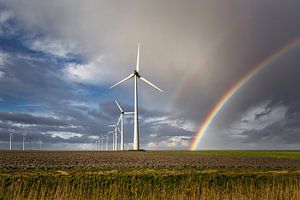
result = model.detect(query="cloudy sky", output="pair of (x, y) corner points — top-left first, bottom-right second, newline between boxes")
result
(0, 0), (299, 150)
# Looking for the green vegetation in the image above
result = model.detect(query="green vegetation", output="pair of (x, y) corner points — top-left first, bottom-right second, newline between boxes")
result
(171, 150), (300, 159)
(0, 168), (299, 200)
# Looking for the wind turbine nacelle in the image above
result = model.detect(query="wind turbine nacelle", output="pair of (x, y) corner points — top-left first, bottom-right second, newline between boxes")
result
(134, 70), (140, 78)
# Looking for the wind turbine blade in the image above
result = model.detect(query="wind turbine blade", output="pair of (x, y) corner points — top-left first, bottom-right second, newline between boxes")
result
(108, 125), (116, 127)
(136, 43), (140, 72)
(115, 100), (123, 112)
(140, 77), (163, 92)
(117, 115), (121, 125)
(110, 73), (134, 89)
(124, 112), (134, 115)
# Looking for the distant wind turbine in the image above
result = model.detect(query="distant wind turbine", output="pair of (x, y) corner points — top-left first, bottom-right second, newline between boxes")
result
(23, 132), (27, 151)
(108, 124), (120, 150)
(29, 135), (33, 150)
(110, 43), (163, 150)
(101, 136), (105, 151)
(8, 129), (14, 151)
(38, 138), (42, 150)
(105, 134), (109, 151)
(96, 138), (100, 151)
(108, 131), (115, 150)
(98, 135), (104, 151)
(115, 100), (134, 151)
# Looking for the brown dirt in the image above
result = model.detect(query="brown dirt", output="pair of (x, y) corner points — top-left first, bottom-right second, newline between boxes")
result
(0, 151), (299, 169)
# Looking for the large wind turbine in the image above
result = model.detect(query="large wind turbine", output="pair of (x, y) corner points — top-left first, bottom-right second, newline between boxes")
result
(115, 100), (134, 151)
(110, 44), (163, 150)
(8, 129), (14, 151)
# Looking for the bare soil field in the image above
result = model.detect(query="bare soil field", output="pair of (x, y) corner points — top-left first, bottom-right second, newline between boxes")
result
(0, 150), (300, 169)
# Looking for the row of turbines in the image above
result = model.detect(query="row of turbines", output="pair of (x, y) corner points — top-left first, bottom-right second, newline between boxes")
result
(92, 100), (133, 151)
(6, 129), (42, 151)
(94, 44), (163, 151)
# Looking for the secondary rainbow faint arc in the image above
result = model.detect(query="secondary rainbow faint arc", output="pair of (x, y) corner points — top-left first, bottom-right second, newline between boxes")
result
(190, 36), (300, 150)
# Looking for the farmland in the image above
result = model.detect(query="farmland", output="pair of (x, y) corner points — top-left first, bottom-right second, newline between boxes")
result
(1, 150), (300, 168)
(0, 151), (300, 199)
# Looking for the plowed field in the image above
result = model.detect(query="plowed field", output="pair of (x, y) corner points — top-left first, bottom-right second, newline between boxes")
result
(0, 150), (299, 168)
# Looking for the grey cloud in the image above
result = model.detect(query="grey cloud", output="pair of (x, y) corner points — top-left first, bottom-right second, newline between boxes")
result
(0, 112), (68, 126)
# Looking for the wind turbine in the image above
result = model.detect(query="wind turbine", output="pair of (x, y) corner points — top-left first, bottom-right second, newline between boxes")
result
(101, 136), (105, 151)
(108, 115), (121, 151)
(33, 136), (37, 150)
(110, 43), (163, 150)
(109, 124), (120, 150)
(97, 136), (101, 151)
(115, 100), (134, 151)
(8, 129), (14, 151)
(108, 131), (115, 150)
(96, 139), (99, 151)
(29, 135), (33, 150)
(96, 137), (100, 151)
(22, 132), (27, 151)
(98, 135), (104, 151)
(38, 138), (42, 150)
(105, 134), (109, 151)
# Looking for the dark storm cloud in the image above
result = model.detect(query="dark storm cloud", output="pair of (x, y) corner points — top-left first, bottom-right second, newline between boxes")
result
(239, 107), (300, 145)
(0, 112), (68, 126)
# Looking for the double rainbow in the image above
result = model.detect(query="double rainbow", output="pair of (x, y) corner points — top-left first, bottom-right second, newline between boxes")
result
(190, 36), (300, 150)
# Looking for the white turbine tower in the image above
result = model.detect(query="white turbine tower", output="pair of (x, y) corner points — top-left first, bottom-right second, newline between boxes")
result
(101, 136), (105, 151)
(97, 136), (101, 151)
(8, 129), (14, 151)
(115, 100), (134, 151)
(98, 135), (104, 151)
(108, 131), (115, 150)
(110, 43), (163, 150)
(108, 118), (121, 151)
(22, 132), (27, 151)
(111, 125), (120, 150)
(29, 135), (33, 151)
(38, 138), (42, 150)
(105, 134), (109, 151)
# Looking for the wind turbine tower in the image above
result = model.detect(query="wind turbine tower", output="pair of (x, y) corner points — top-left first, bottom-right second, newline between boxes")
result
(106, 134), (109, 151)
(29, 135), (32, 150)
(108, 131), (115, 150)
(97, 136), (104, 151)
(114, 126), (119, 150)
(115, 100), (133, 150)
(101, 136), (104, 151)
(8, 129), (14, 151)
(110, 44), (163, 150)
(38, 138), (42, 150)
(108, 121), (120, 150)
(23, 132), (27, 151)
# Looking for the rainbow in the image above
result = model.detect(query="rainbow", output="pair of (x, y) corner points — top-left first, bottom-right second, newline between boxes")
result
(190, 36), (300, 150)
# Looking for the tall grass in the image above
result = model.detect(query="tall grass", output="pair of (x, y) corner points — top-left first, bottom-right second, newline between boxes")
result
(0, 172), (299, 200)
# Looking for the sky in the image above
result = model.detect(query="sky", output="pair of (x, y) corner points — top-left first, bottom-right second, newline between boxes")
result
(0, 0), (299, 150)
